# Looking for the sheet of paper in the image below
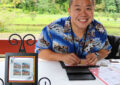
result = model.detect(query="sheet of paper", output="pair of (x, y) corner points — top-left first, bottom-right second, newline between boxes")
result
(0, 61), (5, 82)
(90, 64), (120, 85)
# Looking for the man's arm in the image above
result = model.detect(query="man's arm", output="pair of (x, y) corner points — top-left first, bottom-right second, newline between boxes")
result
(38, 49), (81, 65)
(86, 49), (110, 65)
(96, 49), (110, 60)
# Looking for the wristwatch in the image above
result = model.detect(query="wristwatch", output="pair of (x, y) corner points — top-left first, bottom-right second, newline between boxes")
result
(95, 52), (99, 57)
(94, 52), (100, 60)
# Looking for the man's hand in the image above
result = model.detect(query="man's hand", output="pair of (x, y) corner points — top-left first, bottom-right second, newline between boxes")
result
(61, 53), (81, 65)
(86, 53), (98, 65)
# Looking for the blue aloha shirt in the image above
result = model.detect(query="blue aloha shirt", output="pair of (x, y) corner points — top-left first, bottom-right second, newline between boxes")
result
(35, 16), (112, 59)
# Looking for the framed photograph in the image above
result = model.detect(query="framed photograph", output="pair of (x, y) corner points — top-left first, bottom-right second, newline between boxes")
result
(5, 53), (38, 85)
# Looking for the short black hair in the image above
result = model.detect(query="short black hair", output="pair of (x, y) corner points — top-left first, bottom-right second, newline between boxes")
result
(69, 0), (73, 8)
(69, 0), (94, 8)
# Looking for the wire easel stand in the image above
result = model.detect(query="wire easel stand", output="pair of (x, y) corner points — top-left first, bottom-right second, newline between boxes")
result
(9, 34), (36, 53)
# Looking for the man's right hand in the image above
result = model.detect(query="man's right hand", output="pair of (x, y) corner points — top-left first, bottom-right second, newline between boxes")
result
(61, 53), (81, 65)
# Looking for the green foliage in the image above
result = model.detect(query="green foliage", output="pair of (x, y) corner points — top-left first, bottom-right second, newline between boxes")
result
(8, 0), (69, 14)
(36, 0), (68, 14)
(37, 0), (58, 14)
(95, 3), (105, 12)
(0, 0), (120, 14)
(95, 0), (120, 13)
(15, 0), (37, 12)
(106, 0), (117, 12)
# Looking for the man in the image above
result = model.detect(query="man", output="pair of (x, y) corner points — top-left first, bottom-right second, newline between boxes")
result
(35, 0), (112, 65)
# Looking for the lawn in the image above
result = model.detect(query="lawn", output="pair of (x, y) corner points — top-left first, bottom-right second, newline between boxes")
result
(0, 10), (120, 36)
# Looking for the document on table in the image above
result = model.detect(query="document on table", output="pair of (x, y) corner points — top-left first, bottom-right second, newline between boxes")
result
(0, 61), (5, 80)
(90, 64), (120, 85)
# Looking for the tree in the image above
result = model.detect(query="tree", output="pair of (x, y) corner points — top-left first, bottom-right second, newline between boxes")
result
(52, 0), (56, 3)
(104, 0), (108, 12)
(114, 0), (120, 13)
(95, 0), (102, 4)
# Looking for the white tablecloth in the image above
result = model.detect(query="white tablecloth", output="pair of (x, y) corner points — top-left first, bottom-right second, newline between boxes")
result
(0, 59), (105, 85)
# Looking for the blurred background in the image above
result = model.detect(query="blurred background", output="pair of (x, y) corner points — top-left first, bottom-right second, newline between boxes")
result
(0, 0), (120, 39)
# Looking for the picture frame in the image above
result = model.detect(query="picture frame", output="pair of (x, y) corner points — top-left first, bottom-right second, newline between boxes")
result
(5, 53), (38, 85)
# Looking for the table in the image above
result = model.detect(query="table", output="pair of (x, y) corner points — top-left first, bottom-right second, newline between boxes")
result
(0, 59), (120, 85)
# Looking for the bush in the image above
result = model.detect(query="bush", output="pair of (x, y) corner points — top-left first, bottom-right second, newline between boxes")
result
(95, 3), (105, 12)
(14, 0), (69, 14)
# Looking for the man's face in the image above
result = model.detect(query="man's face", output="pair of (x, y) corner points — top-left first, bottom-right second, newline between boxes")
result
(68, 0), (94, 30)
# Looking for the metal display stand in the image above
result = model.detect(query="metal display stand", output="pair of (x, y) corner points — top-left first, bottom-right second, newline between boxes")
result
(5, 34), (38, 85)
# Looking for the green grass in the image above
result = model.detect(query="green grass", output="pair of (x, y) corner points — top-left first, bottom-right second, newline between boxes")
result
(95, 18), (120, 28)
(106, 28), (120, 36)
(12, 14), (68, 24)
(95, 17), (120, 36)
(5, 25), (44, 33)
(0, 10), (120, 36)
(2, 14), (69, 33)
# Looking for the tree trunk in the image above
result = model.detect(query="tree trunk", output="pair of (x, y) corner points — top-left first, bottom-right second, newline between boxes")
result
(114, 0), (119, 13)
(104, 0), (108, 12)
